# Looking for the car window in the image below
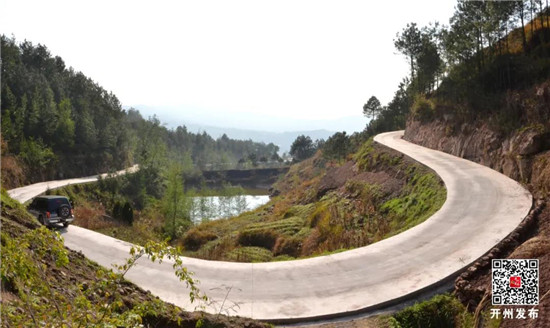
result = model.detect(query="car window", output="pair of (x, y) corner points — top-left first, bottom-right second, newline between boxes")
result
(37, 199), (48, 210)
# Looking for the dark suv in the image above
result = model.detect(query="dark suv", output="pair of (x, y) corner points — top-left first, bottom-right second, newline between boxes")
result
(28, 195), (74, 228)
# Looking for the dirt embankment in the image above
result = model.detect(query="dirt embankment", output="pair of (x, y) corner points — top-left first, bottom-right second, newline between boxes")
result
(403, 82), (550, 327)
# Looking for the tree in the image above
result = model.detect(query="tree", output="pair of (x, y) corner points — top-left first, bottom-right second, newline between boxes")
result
(289, 135), (315, 162)
(54, 98), (75, 149)
(363, 79), (411, 138)
(122, 201), (134, 225)
(322, 132), (351, 160)
(363, 96), (382, 120)
(416, 31), (442, 94)
(162, 164), (191, 240)
(19, 138), (57, 180)
(1, 86), (17, 142)
(514, 0), (529, 53)
(394, 23), (423, 79)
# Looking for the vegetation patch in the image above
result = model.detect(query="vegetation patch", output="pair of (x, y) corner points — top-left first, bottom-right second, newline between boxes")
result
(238, 229), (279, 250)
(389, 294), (475, 328)
(0, 190), (268, 327)
(388, 293), (503, 328)
(182, 139), (446, 262)
(382, 171), (446, 236)
(243, 216), (305, 236)
(44, 134), (445, 264)
(226, 247), (274, 262)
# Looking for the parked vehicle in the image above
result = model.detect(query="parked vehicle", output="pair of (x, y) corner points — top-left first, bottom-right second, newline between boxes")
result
(27, 195), (74, 228)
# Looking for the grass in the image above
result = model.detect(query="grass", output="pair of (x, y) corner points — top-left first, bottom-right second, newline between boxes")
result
(49, 137), (447, 263)
(388, 292), (503, 328)
(242, 216), (305, 235)
(389, 294), (474, 328)
(226, 246), (274, 262)
(180, 139), (446, 262)
(383, 171), (446, 237)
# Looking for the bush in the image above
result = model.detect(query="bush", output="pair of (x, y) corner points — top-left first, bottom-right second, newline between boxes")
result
(390, 294), (471, 328)
(237, 229), (278, 250)
(308, 203), (330, 228)
(322, 131), (351, 160)
(273, 236), (302, 257)
(121, 201), (134, 225)
(227, 246), (273, 262)
(411, 95), (435, 122)
(182, 228), (218, 251)
(112, 201), (122, 219)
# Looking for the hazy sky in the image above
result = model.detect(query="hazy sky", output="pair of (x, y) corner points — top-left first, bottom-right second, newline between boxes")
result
(1, 0), (457, 132)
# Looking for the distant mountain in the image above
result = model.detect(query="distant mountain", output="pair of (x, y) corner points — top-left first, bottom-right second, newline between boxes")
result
(184, 123), (335, 153)
(127, 105), (367, 152)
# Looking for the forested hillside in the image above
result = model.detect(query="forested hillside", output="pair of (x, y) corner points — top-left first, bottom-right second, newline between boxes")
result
(386, 1), (550, 328)
(348, 0), (550, 145)
(0, 36), (280, 188)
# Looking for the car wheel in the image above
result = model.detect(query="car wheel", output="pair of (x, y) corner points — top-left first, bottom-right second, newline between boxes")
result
(63, 222), (69, 228)
(58, 205), (71, 219)
(38, 215), (46, 226)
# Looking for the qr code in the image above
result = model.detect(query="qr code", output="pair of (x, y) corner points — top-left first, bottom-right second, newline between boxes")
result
(492, 259), (539, 305)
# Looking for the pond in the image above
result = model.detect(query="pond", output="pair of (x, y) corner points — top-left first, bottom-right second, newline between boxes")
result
(189, 195), (270, 223)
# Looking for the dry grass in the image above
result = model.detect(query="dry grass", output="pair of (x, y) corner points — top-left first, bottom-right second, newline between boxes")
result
(0, 154), (25, 189)
(504, 13), (550, 54)
(182, 142), (445, 262)
(73, 201), (113, 230)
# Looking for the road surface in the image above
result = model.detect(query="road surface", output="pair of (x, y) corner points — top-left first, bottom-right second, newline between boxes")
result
(7, 165), (139, 204)
(7, 132), (532, 322)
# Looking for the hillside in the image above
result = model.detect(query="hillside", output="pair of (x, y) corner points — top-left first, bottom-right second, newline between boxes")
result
(404, 80), (550, 328)
(0, 36), (281, 189)
(0, 189), (268, 327)
(178, 139), (445, 262)
(2, 0), (550, 326)
(384, 1), (550, 327)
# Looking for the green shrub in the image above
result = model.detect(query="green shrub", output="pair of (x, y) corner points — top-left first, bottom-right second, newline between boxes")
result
(237, 229), (278, 250)
(273, 236), (302, 257)
(244, 216), (305, 235)
(227, 246), (273, 262)
(411, 95), (435, 122)
(112, 201), (122, 219)
(390, 294), (471, 328)
(308, 203), (330, 228)
(182, 228), (218, 251)
(121, 201), (134, 225)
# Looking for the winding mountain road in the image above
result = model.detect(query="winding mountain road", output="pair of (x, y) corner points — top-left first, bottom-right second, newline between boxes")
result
(8, 131), (532, 322)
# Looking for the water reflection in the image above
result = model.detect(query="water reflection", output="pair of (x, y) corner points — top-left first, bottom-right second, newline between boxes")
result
(189, 195), (270, 223)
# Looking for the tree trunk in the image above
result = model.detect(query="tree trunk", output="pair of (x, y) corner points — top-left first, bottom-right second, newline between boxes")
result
(539, 0), (548, 29)
(546, 0), (549, 29)
(531, 0), (536, 38)
(520, 4), (528, 53)
(410, 56), (415, 80)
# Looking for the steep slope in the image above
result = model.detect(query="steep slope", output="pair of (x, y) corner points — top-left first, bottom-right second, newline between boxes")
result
(180, 139), (446, 262)
(0, 189), (268, 327)
(403, 81), (550, 328)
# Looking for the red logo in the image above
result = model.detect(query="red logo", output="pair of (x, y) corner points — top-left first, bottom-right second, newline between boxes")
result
(510, 276), (522, 288)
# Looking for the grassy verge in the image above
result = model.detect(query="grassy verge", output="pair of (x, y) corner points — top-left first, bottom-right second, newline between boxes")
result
(45, 138), (446, 263)
(388, 293), (501, 328)
(181, 139), (446, 262)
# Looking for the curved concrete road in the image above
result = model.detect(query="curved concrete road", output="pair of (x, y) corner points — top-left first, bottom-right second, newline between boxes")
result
(7, 165), (139, 204)
(8, 131), (532, 322)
